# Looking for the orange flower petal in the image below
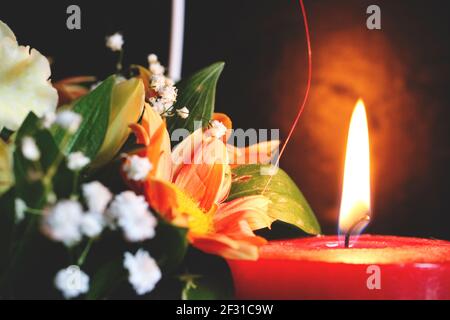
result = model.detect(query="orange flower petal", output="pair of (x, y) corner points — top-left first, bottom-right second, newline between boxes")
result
(175, 162), (224, 212)
(174, 139), (229, 211)
(215, 164), (231, 204)
(129, 123), (150, 146)
(171, 128), (204, 179)
(189, 226), (266, 260)
(146, 178), (184, 224)
(215, 195), (274, 231)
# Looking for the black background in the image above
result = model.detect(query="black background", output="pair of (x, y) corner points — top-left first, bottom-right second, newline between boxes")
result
(1, 0), (449, 240)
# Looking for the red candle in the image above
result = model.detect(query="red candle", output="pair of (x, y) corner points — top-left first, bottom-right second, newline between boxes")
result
(228, 100), (450, 299)
(228, 235), (450, 299)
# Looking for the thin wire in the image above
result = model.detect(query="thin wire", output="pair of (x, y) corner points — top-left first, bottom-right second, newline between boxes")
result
(263, 0), (312, 193)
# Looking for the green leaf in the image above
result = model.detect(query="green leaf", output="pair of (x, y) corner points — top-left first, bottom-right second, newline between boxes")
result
(167, 62), (225, 134)
(91, 78), (145, 168)
(228, 164), (321, 235)
(13, 113), (61, 206)
(181, 276), (233, 300)
(86, 257), (126, 300)
(150, 219), (188, 273)
(53, 76), (115, 159)
(181, 249), (234, 300)
(0, 189), (16, 274)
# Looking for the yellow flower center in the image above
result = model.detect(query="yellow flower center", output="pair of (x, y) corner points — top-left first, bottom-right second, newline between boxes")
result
(174, 187), (214, 235)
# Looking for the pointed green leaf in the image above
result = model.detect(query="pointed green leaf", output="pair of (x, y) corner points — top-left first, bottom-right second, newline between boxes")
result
(53, 76), (115, 159)
(149, 219), (188, 273)
(167, 62), (224, 134)
(228, 164), (321, 235)
(181, 276), (233, 300)
(13, 113), (61, 206)
(86, 257), (126, 300)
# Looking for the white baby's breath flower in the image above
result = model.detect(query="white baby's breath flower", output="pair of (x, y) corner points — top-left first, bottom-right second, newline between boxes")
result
(106, 32), (124, 52)
(54, 265), (89, 299)
(42, 200), (83, 246)
(55, 110), (82, 133)
(0, 20), (58, 131)
(209, 120), (227, 139)
(21, 136), (40, 161)
(176, 107), (189, 119)
(15, 198), (27, 223)
(150, 75), (166, 92)
(81, 181), (112, 213)
(160, 85), (177, 104)
(150, 98), (168, 114)
(108, 191), (157, 242)
(149, 62), (165, 76)
(42, 111), (56, 129)
(80, 212), (104, 238)
(124, 249), (161, 295)
(147, 53), (158, 64)
(165, 77), (174, 86)
(122, 155), (153, 181)
(67, 152), (90, 171)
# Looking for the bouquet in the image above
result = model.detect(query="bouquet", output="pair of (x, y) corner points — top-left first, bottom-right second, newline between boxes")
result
(0, 20), (320, 299)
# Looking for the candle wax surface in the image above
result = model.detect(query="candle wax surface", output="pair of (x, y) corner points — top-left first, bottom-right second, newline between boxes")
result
(227, 235), (450, 300)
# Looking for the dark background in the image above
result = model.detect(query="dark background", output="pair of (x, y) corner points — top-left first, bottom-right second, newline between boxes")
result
(2, 0), (449, 239)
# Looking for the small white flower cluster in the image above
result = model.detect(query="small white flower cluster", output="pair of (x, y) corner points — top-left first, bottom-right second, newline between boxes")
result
(41, 109), (82, 133)
(54, 265), (89, 299)
(21, 136), (40, 161)
(108, 191), (157, 242)
(42, 181), (112, 246)
(67, 151), (90, 171)
(48, 187), (161, 298)
(207, 120), (227, 139)
(14, 198), (27, 223)
(21, 110), (85, 165)
(176, 106), (190, 119)
(106, 32), (124, 52)
(122, 155), (153, 181)
(124, 249), (161, 295)
(147, 54), (182, 116)
(43, 187), (158, 244)
(55, 249), (162, 298)
(148, 53), (164, 75)
(55, 110), (82, 133)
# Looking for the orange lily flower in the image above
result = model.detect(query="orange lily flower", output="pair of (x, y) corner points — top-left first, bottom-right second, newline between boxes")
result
(123, 106), (279, 260)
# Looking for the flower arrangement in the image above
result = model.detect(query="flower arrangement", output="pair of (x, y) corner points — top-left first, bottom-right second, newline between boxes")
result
(0, 21), (320, 299)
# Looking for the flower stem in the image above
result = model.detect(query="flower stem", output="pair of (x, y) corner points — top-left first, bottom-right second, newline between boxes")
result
(70, 172), (80, 200)
(116, 49), (124, 73)
(77, 239), (94, 266)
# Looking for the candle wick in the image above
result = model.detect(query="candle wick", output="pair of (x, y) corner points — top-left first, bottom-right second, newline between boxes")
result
(344, 215), (371, 248)
(344, 233), (350, 248)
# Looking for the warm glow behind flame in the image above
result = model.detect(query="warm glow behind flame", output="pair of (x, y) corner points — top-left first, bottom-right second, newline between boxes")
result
(339, 99), (371, 236)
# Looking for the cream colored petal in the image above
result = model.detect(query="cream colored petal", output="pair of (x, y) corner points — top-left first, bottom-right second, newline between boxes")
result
(0, 20), (16, 42)
(0, 32), (57, 130)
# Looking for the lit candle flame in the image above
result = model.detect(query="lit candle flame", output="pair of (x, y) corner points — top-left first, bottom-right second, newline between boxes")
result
(339, 99), (371, 241)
